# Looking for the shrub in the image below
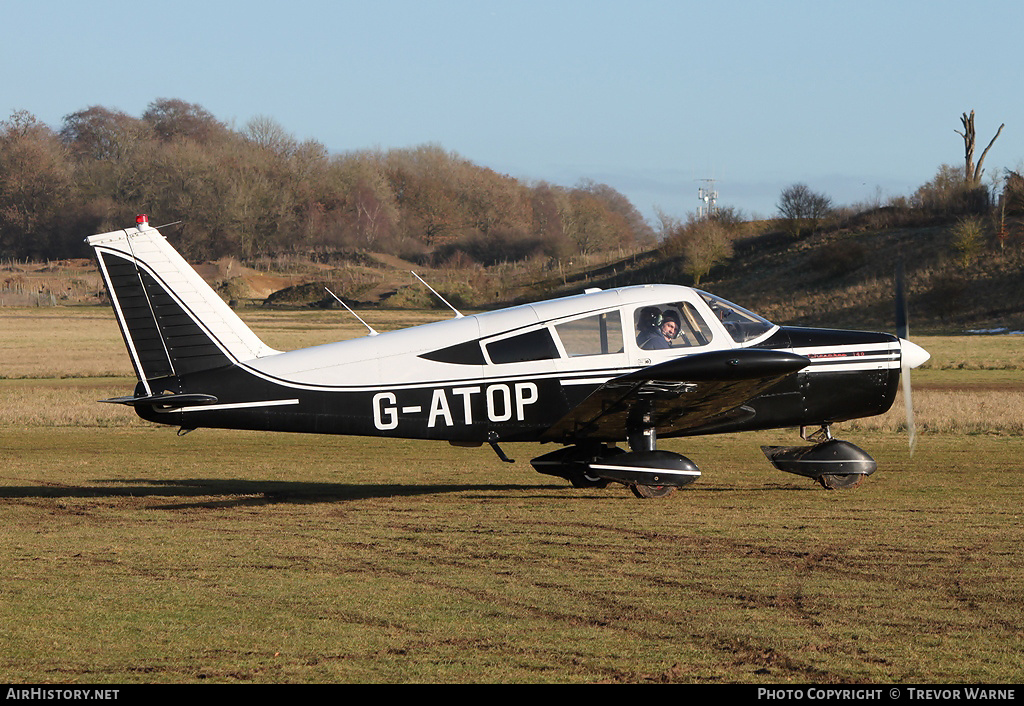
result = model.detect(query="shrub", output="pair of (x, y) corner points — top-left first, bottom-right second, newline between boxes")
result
(949, 216), (986, 268)
(914, 164), (990, 217)
(659, 214), (733, 285)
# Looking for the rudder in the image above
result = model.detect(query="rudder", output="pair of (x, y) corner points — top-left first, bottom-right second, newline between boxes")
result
(88, 216), (278, 394)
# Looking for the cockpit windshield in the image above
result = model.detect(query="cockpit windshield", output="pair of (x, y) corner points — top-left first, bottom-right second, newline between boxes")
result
(697, 291), (776, 343)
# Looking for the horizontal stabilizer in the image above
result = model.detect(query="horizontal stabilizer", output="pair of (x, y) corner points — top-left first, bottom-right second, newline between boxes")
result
(100, 393), (219, 408)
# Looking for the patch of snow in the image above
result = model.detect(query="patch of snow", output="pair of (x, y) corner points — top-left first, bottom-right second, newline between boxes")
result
(966, 327), (1024, 335)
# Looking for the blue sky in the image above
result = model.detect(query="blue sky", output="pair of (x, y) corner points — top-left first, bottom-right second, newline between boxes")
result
(4, 0), (1022, 222)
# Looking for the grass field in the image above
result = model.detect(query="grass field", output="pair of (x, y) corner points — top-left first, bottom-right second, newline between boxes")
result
(1, 307), (1022, 683)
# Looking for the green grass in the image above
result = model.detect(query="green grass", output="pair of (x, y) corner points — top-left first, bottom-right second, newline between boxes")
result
(1, 427), (1022, 683)
(915, 334), (1024, 371)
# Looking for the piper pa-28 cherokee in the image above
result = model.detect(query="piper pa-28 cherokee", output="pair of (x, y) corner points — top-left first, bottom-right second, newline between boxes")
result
(88, 215), (929, 498)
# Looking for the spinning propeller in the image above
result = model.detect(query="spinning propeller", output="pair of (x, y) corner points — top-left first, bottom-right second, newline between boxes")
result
(895, 260), (929, 455)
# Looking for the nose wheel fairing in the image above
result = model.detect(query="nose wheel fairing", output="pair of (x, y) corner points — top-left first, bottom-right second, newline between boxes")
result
(761, 438), (877, 488)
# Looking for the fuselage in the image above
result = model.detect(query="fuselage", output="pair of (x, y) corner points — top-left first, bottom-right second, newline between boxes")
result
(134, 284), (908, 444)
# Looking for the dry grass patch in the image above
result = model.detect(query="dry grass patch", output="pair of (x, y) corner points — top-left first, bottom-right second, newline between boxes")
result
(847, 386), (1024, 435)
(0, 378), (143, 427)
(0, 308), (131, 379)
(0, 306), (466, 379)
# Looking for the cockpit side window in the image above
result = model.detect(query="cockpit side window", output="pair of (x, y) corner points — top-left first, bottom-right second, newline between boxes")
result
(697, 291), (775, 343)
(554, 311), (623, 357)
(634, 302), (713, 350)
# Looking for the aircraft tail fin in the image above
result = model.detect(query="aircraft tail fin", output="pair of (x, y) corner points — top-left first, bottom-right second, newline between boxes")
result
(87, 216), (279, 392)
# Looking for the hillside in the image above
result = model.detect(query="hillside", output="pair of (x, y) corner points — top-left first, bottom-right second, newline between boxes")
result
(3, 223), (1022, 334)
(545, 224), (1024, 334)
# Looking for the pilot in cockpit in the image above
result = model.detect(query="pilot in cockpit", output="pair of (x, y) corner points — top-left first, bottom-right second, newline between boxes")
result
(659, 310), (680, 346)
(636, 308), (680, 350)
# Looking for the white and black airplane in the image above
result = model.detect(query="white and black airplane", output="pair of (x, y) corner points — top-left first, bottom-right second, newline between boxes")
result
(87, 216), (929, 498)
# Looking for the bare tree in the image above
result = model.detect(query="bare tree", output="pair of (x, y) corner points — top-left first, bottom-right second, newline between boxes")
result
(0, 111), (75, 258)
(577, 179), (656, 247)
(955, 110), (1004, 187)
(143, 99), (226, 144)
(60, 106), (145, 161)
(244, 115), (298, 157)
(776, 183), (832, 236)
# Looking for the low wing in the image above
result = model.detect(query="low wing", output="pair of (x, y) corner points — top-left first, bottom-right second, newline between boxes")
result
(543, 348), (808, 442)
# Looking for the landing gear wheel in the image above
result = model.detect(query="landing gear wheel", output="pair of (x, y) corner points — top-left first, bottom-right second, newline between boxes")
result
(817, 473), (865, 490)
(631, 484), (677, 499)
(569, 473), (610, 489)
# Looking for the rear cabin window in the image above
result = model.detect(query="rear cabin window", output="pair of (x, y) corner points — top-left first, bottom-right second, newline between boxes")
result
(554, 311), (623, 357)
(485, 328), (560, 364)
(419, 340), (486, 365)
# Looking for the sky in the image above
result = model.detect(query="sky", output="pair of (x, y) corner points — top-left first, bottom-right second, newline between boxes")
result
(4, 0), (1023, 223)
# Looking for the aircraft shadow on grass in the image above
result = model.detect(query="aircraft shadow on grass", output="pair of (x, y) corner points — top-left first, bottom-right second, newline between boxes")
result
(0, 477), (811, 509)
(0, 479), (571, 508)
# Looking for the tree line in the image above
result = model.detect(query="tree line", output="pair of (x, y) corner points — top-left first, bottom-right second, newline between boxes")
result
(0, 99), (655, 262)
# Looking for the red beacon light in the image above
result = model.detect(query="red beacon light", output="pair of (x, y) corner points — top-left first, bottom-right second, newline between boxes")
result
(136, 214), (150, 229)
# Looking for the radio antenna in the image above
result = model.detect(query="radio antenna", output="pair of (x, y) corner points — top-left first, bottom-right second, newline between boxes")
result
(411, 271), (463, 318)
(324, 287), (378, 336)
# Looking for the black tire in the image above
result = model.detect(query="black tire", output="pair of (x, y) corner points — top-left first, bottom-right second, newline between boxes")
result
(569, 473), (610, 489)
(817, 473), (865, 490)
(631, 484), (677, 499)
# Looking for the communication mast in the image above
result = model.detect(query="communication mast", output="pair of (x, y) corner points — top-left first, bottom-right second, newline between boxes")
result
(697, 179), (718, 218)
